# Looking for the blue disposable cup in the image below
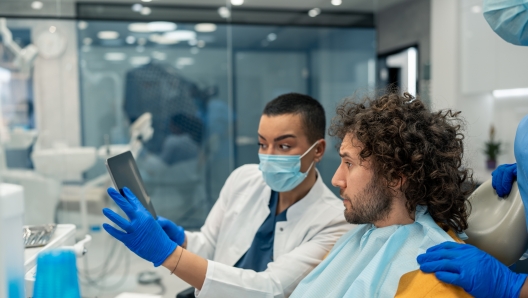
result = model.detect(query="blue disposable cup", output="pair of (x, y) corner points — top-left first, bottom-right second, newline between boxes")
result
(33, 249), (80, 298)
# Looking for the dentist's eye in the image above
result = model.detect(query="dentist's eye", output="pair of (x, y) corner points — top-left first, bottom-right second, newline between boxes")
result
(280, 144), (291, 150)
(258, 143), (267, 149)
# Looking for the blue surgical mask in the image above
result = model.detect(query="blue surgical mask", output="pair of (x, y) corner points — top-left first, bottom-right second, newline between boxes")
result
(258, 141), (319, 192)
(483, 0), (528, 46)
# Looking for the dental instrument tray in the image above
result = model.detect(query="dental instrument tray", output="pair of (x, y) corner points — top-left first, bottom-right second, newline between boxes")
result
(23, 224), (57, 248)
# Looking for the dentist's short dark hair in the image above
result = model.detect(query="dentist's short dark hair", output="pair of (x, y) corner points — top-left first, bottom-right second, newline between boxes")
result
(263, 93), (326, 143)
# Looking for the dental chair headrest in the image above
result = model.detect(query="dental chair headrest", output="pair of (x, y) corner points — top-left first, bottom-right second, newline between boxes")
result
(465, 180), (528, 266)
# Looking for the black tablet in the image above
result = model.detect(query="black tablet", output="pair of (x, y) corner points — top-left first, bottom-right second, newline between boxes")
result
(106, 151), (157, 218)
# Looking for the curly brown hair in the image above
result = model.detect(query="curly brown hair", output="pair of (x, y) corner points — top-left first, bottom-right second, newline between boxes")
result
(329, 91), (474, 232)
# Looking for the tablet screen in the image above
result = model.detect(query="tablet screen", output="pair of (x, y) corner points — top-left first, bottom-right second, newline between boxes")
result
(106, 151), (157, 218)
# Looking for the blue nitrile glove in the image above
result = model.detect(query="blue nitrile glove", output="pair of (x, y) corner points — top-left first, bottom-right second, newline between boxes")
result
(157, 216), (185, 246)
(492, 163), (518, 197)
(417, 242), (527, 298)
(102, 187), (176, 267)
(515, 115), (528, 233)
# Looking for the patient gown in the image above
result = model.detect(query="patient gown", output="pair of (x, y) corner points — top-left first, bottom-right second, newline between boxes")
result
(290, 206), (471, 298)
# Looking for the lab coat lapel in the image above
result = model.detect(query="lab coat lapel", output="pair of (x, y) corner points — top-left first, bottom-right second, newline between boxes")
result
(274, 170), (325, 258)
(221, 184), (272, 266)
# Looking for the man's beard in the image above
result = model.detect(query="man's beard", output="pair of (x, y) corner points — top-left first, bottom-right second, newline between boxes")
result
(342, 177), (393, 224)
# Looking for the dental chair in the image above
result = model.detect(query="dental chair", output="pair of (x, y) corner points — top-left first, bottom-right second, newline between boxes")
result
(465, 179), (527, 266)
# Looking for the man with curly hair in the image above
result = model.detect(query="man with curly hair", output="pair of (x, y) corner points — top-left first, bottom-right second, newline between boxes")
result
(290, 92), (474, 297)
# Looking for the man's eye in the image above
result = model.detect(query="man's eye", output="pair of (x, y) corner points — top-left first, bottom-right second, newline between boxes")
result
(345, 162), (352, 168)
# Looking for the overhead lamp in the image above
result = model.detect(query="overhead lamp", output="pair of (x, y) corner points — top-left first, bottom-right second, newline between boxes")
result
(492, 88), (528, 98)
(147, 21), (176, 32)
(471, 5), (482, 14)
(149, 31), (196, 45)
(132, 4), (143, 12)
(98, 31), (119, 40)
(77, 21), (88, 30)
(164, 30), (196, 41)
(308, 8), (321, 17)
(128, 22), (176, 33)
(49, 26), (57, 33)
(331, 0), (342, 5)
(195, 23), (217, 33)
(140, 7), (151, 15)
(130, 56), (151, 66)
(267, 33), (277, 42)
(141, 0), (152, 2)
(218, 7), (231, 19)
(31, 1), (43, 10)
(197, 40), (206, 48)
(104, 52), (127, 61)
(126, 36), (136, 44)
(231, 0), (244, 5)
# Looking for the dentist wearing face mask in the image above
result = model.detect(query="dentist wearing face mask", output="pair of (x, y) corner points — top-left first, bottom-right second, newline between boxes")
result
(102, 93), (351, 298)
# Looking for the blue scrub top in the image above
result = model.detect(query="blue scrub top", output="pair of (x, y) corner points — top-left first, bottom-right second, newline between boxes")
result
(234, 191), (287, 272)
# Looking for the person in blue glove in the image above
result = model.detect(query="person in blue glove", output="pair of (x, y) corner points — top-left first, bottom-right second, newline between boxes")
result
(418, 114), (528, 298)
(103, 93), (351, 297)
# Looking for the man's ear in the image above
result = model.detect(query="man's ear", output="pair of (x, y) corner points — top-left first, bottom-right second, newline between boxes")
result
(314, 139), (326, 163)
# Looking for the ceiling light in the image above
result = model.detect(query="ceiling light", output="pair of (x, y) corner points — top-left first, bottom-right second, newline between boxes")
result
(31, 1), (43, 10)
(77, 21), (88, 30)
(231, 0), (244, 5)
(471, 5), (482, 14)
(98, 31), (119, 40)
(141, 0), (152, 2)
(49, 26), (57, 33)
(197, 40), (205, 48)
(308, 8), (321, 17)
(130, 56), (150, 66)
(128, 23), (150, 32)
(492, 88), (528, 98)
(149, 34), (179, 45)
(149, 31), (196, 45)
(331, 0), (342, 5)
(126, 36), (136, 44)
(147, 22), (176, 32)
(195, 23), (217, 33)
(164, 30), (197, 41)
(267, 33), (277, 42)
(128, 22), (177, 33)
(104, 52), (127, 61)
(140, 7), (152, 15)
(132, 4), (143, 12)
(218, 7), (231, 19)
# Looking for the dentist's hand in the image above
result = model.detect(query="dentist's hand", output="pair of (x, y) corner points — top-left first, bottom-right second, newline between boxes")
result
(492, 163), (517, 197)
(157, 216), (186, 246)
(418, 242), (527, 298)
(102, 187), (176, 267)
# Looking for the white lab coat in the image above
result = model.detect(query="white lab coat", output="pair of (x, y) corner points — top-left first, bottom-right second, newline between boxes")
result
(185, 164), (353, 298)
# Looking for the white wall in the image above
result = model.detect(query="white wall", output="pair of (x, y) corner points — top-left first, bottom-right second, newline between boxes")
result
(431, 0), (528, 183)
